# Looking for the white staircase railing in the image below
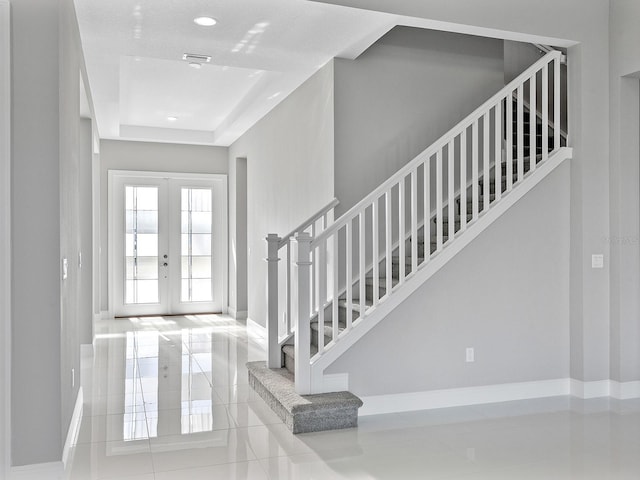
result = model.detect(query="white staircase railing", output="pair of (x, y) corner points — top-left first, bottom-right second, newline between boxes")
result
(265, 198), (339, 368)
(273, 51), (565, 394)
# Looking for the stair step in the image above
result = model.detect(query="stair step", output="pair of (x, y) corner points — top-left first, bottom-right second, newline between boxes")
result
(310, 321), (346, 349)
(339, 298), (372, 313)
(247, 361), (363, 434)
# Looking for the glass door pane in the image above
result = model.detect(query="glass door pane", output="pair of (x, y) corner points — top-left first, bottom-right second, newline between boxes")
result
(180, 188), (213, 302)
(125, 186), (159, 304)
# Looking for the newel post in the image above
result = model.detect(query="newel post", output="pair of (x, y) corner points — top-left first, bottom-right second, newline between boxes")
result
(293, 232), (312, 394)
(266, 234), (281, 368)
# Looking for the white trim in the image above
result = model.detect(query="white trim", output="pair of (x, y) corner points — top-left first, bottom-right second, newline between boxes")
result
(246, 317), (266, 339)
(61, 388), (83, 469)
(108, 170), (228, 317)
(228, 307), (248, 320)
(9, 462), (64, 480)
(359, 379), (570, 416)
(0, 1), (11, 475)
(612, 381), (640, 400)
(570, 379), (640, 400)
(569, 379), (611, 399)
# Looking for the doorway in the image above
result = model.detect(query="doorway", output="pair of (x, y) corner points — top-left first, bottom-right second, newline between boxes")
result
(109, 171), (227, 317)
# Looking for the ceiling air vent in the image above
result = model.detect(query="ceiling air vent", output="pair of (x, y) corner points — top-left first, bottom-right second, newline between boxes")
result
(182, 53), (211, 63)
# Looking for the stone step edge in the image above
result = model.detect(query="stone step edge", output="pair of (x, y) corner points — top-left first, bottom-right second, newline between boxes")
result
(247, 361), (363, 434)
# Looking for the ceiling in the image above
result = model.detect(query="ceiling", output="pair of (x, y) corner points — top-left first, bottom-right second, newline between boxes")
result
(74, 0), (399, 146)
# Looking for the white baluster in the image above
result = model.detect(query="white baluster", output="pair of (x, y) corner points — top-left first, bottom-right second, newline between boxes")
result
(385, 190), (392, 296)
(517, 84), (524, 183)
(359, 211), (366, 316)
(293, 232), (312, 394)
(372, 199), (379, 305)
(460, 131), (467, 230)
(542, 64), (549, 162)
(483, 112), (490, 211)
(554, 56), (561, 151)
(286, 241), (291, 337)
(530, 74), (537, 172)
(266, 234), (281, 368)
(411, 170), (418, 272)
(332, 233), (339, 341)
(506, 92), (513, 192)
(471, 123), (479, 220)
(311, 223), (316, 314)
(436, 151), (443, 251)
(424, 159), (431, 251)
(494, 102), (502, 202)
(399, 179), (406, 281)
(317, 240), (326, 353)
(446, 141), (454, 241)
(346, 220), (353, 331)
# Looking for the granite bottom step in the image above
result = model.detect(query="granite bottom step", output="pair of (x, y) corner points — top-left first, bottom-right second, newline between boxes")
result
(247, 361), (363, 434)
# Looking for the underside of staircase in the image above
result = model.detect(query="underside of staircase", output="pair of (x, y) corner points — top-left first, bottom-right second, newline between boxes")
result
(248, 50), (569, 434)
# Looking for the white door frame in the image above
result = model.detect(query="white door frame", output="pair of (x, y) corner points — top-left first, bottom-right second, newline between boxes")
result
(1, 1), (10, 474)
(108, 170), (228, 317)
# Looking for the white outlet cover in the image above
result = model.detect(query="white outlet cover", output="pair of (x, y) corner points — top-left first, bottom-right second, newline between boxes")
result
(62, 258), (68, 280)
(592, 254), (604, 269)
(466, 347), (475, 362)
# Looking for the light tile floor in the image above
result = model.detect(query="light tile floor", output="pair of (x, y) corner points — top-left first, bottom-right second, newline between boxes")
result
(65, 315), (640, 479)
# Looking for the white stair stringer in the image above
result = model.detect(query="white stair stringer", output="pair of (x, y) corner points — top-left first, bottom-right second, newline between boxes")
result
(309, 147), (572, 388)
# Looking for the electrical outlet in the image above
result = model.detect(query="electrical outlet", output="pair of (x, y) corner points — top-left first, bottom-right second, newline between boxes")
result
(466, 347), (475, 363)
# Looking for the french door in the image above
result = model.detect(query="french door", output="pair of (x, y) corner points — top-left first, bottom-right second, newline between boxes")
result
(109, 171), (227, 317)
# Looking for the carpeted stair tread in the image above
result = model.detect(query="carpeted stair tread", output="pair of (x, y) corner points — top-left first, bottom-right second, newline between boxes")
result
(247, 361), (362, 434)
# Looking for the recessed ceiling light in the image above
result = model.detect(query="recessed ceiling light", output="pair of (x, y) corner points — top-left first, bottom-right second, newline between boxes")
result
(167, 116), (178, 122)
(194, 16), (217, 27)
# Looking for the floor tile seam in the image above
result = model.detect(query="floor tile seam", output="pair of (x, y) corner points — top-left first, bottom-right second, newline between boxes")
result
(148, 452), (264, 476)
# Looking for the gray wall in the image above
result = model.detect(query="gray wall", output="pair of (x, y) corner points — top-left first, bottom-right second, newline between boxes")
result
(328, 162), (571, 395)
(314, 0), (612, 385)
(79, 119), (93, 345)
(11, 0), (62, 465)
(59, 0), (94, 443)
(228, 63), (335, 329)
(98, 140), (228, 312)
(608, 0), (640, 383)
(334, 27), (505, 214)
(229, 157), (248, 317)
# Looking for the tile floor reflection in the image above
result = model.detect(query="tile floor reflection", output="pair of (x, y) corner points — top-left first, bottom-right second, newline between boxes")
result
(65, 315), (640, 479)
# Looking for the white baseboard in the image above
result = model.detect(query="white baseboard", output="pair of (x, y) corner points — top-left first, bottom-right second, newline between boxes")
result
(569, 379), (610, 399)
(359, 378), (640, 416)
(612, 380), (640, 399)
(246, 317), (266, 339)
(9, 462), (63, 480)
(61, 387), (83, 469)
(571, 379), (640, 400)
(227, 307), (247, 320)
(359, 379), (570, 416)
